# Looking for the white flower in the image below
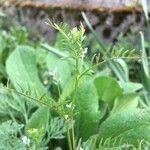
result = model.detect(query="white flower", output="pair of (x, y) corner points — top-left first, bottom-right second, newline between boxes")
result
(49, 67), (61, 83)
(64, 115), (69, 120)
(21, 136), (30, 145)
(80, 147), (83, 150)
(66, 102), (72, 108)
(48, 67), (58, 76)
(81, 48), (88, 60)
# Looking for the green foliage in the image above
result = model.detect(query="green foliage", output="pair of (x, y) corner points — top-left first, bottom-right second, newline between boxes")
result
(6, 45), (54, 106)
(94, 76), (123, 106)
(26, 107), (50, 148)
(47, 21), (85, 59)
(46, 48), (72, 88)
(46, 117), (66, 140)
(1, 14), (150, 150)
(0, 121), (25, 150)
(99, 108), (150, 147)
(74, 76), (100, 140)
(111, 93), (139, 114)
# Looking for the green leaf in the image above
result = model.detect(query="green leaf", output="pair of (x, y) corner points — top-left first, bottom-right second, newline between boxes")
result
(111, 93), (139, 114)
(46, 51), (72, 88)
(140, 32), (149, 77)
(47, 21), (85, 58)
(60, 76), (75, 101)
(94, 76), (123, 105)
(6, 45), (53, 105)
(75, 76), (100, 140)
(99, 109), (150, 147)
(120, 82), (143, 94)
(26, 106), (50, 146)
(0, 121), (25, 150)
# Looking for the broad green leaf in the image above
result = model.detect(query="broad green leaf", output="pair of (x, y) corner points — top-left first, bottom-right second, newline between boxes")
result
(94, 76), (123, 105)
(75, 76), (100, 140)
(6, 46), (53, 105)
(120, 82), (143, 94)
(111, 93), (139, 114)
(26, 106), (49, 145)
(99, 109), (150, 147)
(46, 51), (72, 88)
(60, 76), (75, 101)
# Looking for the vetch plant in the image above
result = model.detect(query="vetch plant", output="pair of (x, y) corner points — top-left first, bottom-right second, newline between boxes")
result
(1, 16), (150, 150)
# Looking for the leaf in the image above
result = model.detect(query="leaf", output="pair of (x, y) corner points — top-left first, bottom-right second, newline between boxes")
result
(26, 106), (50, 145)
(111, 93), (139, 114)
(48, 117), (66, 139)
(60, 76), (75, 101)
(74, 76), (100, 140)
(120, 82), (143, 94)
(140, 32), (150, 105)
(140, 32), (149, 77)
(47, 21), (85, 58)
(94, 76), (123, 105)
(41, 43), (69, 58)
(46, 50), (72, 88)
(6, 46), (53, 105)
(99, 109), (150, 147)
(0, 120), (25, 150)
(115, 59), (129, 81)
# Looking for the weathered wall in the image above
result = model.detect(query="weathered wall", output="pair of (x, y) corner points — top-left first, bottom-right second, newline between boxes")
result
(0, 0), (147, 42)
(0, 0), (146, 12)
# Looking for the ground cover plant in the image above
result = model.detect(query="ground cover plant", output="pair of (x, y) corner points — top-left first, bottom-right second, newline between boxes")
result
(1, 4), (150, 149)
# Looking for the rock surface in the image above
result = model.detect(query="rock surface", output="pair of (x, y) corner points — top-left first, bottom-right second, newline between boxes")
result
(0, 0), (146, 12)
(0, 0), (147, 42)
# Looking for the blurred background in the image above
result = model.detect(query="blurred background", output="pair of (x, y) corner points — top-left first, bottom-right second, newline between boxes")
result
(0, 0), (149, 43)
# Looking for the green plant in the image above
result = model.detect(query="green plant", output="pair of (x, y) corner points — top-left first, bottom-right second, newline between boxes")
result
(1, 13), (150, 150)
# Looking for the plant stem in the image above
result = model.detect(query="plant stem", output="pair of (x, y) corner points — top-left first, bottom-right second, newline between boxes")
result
(72, 122), (76, 150)
(72, 58), (79, 103)
(66, 121), (73, 150)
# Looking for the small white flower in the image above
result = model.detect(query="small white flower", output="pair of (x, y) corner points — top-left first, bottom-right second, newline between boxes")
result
(48, 67), (58, 76)
(81, 48), (88, 60)
(64, 115), (69, 120)
(49, 67), (61, 84)
(21, 136), (30, 145)
(80, 147), (83, 150)
(66, 102), (72, 108)
(43, 79), (49, 85)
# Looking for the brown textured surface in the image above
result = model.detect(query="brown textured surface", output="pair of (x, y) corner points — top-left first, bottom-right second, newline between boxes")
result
(0, 0), (146, 12)
(0, 0), (147, 43)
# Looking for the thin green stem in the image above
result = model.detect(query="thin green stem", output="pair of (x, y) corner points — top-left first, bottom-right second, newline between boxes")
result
(66, 121), (73, 150)
(72, 58), (80, 103)
(72, 122), (76, 150)
(79, 56), (150, 80)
